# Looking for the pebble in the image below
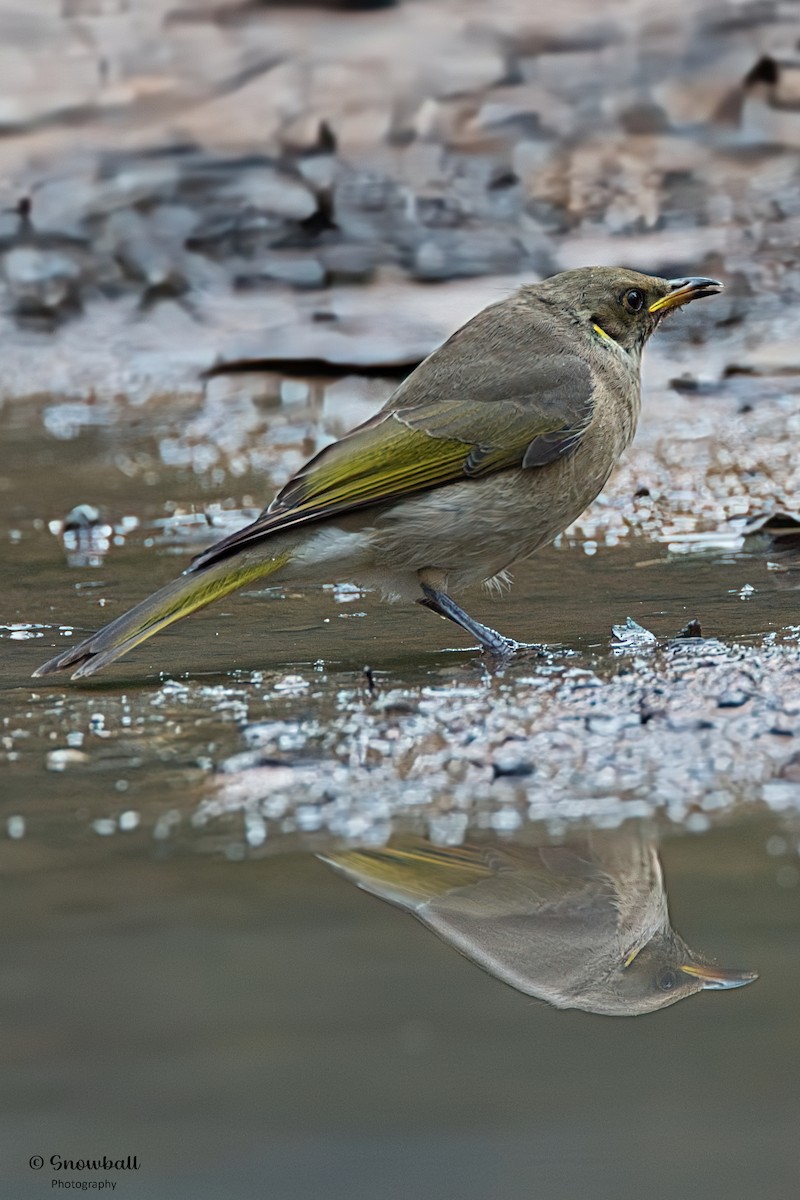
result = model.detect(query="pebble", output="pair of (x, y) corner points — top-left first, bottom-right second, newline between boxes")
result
(218, 168), (318, 221)
(46, 748), (90, 771)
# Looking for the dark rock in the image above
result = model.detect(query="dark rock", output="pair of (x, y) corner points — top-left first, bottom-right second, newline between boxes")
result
(618, 102), (670, 135)
(492, 757), (533, 779)
(717, 690), (752, 708)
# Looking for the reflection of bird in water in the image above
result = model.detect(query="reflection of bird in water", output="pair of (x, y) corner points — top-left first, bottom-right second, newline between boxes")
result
(321, 828), (757, 1017)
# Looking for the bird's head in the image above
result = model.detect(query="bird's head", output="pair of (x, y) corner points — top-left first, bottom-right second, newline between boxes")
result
(582, 928), (757, 1017)
(533, 266), (723, 357)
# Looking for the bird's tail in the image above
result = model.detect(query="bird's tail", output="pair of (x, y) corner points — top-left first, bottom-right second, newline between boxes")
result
(32, 549), (294, 681)
(320, 840), (494, 911)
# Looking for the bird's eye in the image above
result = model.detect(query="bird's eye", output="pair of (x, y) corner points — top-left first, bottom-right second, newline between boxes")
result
(657, 970), (677, 992)
(622, 288), (645, 313)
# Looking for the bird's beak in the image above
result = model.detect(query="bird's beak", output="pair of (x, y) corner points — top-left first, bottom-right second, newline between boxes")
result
(680, 962), (758, 990)
(648, 277), (723, 313)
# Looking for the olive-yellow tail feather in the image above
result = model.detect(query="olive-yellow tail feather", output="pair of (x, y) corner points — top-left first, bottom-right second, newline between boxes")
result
(320, 841), (494, 908)
(32, 551), (292, 681)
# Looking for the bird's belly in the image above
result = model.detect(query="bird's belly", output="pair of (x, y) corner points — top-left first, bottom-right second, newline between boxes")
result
(367, 451), (615, 590)
(282, 440), (620, 601)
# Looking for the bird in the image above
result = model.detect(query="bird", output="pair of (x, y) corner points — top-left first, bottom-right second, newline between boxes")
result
(33, 266), (721, 681)
(320, 829), (757, 1017)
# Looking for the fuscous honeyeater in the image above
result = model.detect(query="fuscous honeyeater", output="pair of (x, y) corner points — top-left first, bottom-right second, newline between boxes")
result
(34, 266), (721, 680)
(321, 831), (756, 1016)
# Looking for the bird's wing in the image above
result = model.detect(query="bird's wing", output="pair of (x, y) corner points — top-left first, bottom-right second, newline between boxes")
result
(190, 311), (594, 571)
(320, 838), (618, 922)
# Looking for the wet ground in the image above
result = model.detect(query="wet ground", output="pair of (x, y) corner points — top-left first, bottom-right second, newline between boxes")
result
(5, 360), (800, 831)
(2, 359), (800, 1197)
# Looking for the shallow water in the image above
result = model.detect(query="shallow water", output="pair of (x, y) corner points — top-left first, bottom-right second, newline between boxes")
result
(2, 380), (800, 1198)
(0, 819), (798, 1200)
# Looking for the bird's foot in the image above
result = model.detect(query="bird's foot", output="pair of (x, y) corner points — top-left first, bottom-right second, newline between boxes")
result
(478, 628), (519, 658)
(418, 584), (522, 659)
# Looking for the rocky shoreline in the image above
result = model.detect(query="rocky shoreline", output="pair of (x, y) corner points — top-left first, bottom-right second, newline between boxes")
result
(0, 0), (797, 397)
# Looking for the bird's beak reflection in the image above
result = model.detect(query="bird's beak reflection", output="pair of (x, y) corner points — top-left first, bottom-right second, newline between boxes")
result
(648, 277), (723, 313)
(680, 963), (759, 990)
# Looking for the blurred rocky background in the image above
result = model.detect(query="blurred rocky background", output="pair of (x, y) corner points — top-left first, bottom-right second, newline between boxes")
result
(0, 0), (798, 396)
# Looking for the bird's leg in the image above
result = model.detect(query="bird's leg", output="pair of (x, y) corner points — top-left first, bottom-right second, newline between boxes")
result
(418, 584), (518, 657)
